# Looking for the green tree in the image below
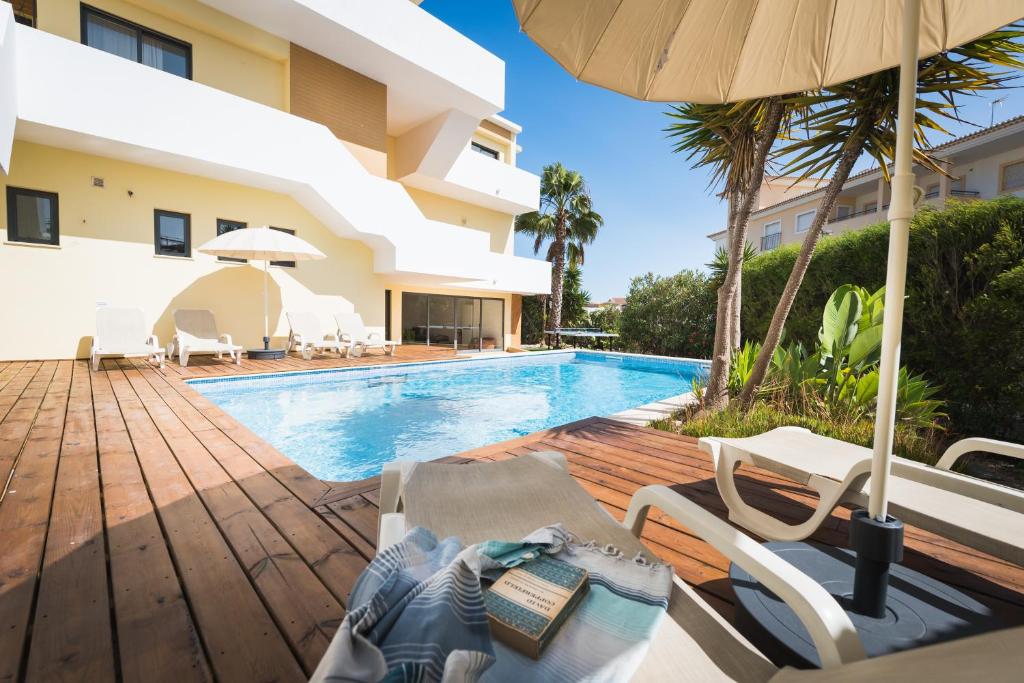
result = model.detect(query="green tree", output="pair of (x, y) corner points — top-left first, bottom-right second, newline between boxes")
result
(515, 163), (603, 340)
(619, 270), (716, 358)
(560, 264), (591, 328)
(738, 26), (1024, 406)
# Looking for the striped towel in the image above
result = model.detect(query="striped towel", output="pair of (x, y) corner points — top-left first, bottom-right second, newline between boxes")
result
(310, 524), (673, 683)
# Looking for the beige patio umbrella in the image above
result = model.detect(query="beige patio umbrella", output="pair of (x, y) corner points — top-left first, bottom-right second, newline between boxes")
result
(198, 227), (325, 352)
(514, 0), (1022, 520)
(513, 0), (1024, 632)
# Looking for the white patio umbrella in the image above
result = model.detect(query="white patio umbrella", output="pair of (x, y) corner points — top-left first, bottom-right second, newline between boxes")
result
(513, 0), (1023, 522)
(198, 227), (325, 350)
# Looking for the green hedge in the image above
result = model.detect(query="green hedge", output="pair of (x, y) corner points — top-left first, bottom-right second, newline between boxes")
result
(741, 196), (1024, 441)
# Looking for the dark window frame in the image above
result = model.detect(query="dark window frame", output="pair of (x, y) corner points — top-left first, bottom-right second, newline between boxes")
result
(12, 0), (36, 27)
(6, 186), (59, 245)
(470, 141), (500, 160)
(216, 218), (247, 263)
(154, 209), (191, 257)
(269, 226), (296, 267)
(80, 4), (193, 80)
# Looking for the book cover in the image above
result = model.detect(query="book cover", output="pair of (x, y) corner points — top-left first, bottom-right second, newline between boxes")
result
(484, 555), (589, 659)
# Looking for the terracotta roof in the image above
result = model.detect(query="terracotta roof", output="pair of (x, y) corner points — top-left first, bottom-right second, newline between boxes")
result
(749, 114), (1024, 217)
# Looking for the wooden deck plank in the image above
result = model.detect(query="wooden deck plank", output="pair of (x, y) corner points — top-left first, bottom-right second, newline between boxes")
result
(91, 368), (212, 683)
(25, 362), (116, 682)
(0, 363), (50, 495)
(119, 364), (343, 674)
(105, 365), (306, 683)
(0, 361), (71, 683)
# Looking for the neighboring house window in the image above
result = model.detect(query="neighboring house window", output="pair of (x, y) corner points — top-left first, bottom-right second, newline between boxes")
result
(216, 219), (247, 263)
(864, 201), (878, 213)
(925, 183), (940, 198)
(471, 142), (500, 160)
(795, 210), (816, 233)
(270, 226), (296, 267)
(761, 220), (782, 251)
(835, 205), (852, 220)
(81, 5), (192, 79)
(1001, 160), (1024, 192)
(11, 0), (36, 26)
(154, 209), (190, 257)
(6, 186), (58, 245)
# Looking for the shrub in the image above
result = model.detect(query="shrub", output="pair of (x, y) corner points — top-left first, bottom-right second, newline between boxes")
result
(741, 197), (1024, 441)
(521, 294), (546, 344)
(619, 270), (715, 358)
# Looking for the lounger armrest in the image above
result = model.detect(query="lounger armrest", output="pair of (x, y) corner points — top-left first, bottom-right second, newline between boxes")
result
(936, 437), (1024, 471)
(219, 333), (233, 346)
(338, 331), (353, 344)
(624, 485), (865, 668)
(147, 334), (160, 349)
(367, 331), (382, 341)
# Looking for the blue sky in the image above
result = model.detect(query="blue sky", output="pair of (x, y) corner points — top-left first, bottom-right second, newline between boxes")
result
(423, 1), (1024, 301)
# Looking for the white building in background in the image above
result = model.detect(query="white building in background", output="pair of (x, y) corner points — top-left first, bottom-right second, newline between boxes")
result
(708, 116), (1024, 254)
(0, 0), (550, 360)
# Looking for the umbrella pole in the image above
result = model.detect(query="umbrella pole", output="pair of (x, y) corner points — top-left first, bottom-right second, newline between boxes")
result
(263, 257), (270, 350)
(851, 0), (919, 617)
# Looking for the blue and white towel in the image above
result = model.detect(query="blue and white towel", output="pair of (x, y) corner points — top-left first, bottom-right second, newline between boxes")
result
(310, 524), (673, 683)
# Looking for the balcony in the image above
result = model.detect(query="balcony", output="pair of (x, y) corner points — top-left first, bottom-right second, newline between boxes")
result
(3, 19), (550, 294)
(828, 206), (879, 224)
(761, 232), (781, 251)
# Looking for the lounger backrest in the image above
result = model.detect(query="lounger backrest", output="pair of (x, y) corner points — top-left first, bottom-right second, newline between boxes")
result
(287, 312), (322, 341)
(96, 307), (148, 350)
(335, 312), (367, 341)
(174, 309), (220, 346)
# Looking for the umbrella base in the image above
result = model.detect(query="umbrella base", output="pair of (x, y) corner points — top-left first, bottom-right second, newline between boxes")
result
(247, 348), (287, 360)
(730, 541), (998, 669)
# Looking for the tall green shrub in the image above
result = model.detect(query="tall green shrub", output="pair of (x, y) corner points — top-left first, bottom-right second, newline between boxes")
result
(741, 196), (1024, 441)
(619, 270), (715, 358)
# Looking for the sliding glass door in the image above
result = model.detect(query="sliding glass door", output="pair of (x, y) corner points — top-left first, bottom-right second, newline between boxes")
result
(401, 293), (504, 350)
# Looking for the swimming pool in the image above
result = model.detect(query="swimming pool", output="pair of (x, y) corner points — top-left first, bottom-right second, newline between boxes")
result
(189, 351), (708, 482)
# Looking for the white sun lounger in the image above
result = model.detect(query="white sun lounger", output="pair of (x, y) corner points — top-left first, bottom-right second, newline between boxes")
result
(169, 309), (243, 367)
(287, 312), (349, 359)
(700, 427), (1024, 566)
(90, 307), (165, 371)
(334, 312), (398, 357)
(375, 452), (1023, 680)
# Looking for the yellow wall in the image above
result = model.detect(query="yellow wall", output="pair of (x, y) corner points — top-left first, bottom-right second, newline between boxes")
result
(0, 141), (387, 360)
(37, 0), (290, 110)
(0, 143), (519, 360)
(404, 187), (515, 255)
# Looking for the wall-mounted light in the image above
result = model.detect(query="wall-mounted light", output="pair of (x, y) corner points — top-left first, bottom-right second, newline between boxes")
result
(92, 177), (104, 187)
(127, 190), (134, 198)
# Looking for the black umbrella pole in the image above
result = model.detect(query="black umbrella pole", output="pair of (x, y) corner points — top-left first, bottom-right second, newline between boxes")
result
(850, 509), (904, 617)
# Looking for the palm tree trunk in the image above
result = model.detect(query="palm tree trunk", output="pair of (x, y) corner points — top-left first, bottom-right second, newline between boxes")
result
(738, 140), (865, 406)
(705, 97), (785, 410)
(727, 195), (743, 352)
(549, 233), (566, 348)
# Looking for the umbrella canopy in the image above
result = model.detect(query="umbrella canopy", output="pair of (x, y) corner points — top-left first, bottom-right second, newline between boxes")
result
(198, 227), (326, 348)
(512, 0), (1023, 104)
(197, 226), (326, 262)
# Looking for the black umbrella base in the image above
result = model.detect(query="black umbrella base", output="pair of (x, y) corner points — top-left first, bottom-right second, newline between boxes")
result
(246, 348), (286, 360)
(730, 541), (999, 668)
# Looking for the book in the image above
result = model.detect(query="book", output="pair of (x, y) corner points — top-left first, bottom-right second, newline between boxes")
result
(484, 555), (589, 659)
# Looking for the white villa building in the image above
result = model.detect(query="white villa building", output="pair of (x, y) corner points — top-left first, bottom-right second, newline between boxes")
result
(708, 116), (1024, 254)
(0, 0), (550, 360)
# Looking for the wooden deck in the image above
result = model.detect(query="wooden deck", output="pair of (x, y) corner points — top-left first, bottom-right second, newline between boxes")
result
(0, 354), (1022, 682)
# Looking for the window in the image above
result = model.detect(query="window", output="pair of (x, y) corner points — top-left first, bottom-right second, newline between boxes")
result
(269, 227), (296, 267)
(216, 219), (247, 263)
(154, 210), (190, 257)
(1001, 160), (1024, 192)
(864, 201), (878, 213)
(763, 220), (782, 236)
(6, 186), (58, 245)
(81, 6), (192, 79)
(795, 210), (816, 233)
(11, 0), (36, 26)
(835, 205), (852, 220)
(925, 183), (940, 198)
(471, 142), (500, 160)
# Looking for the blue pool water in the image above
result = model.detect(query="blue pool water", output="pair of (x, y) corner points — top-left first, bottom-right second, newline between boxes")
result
(189, 351), (708, 482)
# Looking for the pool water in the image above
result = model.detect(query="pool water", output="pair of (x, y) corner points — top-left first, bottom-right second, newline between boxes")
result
(190, 351), (708, 482)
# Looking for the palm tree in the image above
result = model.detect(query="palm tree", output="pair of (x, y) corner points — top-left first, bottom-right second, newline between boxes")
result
(665, 98), (788, 409)
(515, 163), (603, 343)
(738, 26), (1024, 406)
